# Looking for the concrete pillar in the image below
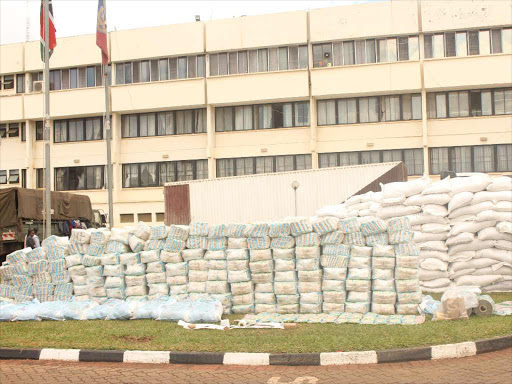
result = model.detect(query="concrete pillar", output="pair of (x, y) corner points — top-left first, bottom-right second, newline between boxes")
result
(111, 112), (121, 203)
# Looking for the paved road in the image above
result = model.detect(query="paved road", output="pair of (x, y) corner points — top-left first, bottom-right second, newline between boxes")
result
(1, 349), (511, 384)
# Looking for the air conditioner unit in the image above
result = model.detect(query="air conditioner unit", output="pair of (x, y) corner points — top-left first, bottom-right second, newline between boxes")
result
(32, 81), (44, 93)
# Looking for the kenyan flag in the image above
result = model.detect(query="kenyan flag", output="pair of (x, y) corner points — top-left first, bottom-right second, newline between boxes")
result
(40, 0), (57, 61)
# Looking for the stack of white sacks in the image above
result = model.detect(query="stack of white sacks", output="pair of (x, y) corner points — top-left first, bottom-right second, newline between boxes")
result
(315, 218), (345, 313)
(271, 222), (299, 314)
(206, 224), (233, 314)
(123, 222), (149, 301)
(292, 219), (323, 314)
(228, 224), (254, 314)
(246, 224), (274, 314)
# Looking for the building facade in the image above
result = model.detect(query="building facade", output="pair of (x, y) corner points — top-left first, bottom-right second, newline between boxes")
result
(0, 0), (511, 225)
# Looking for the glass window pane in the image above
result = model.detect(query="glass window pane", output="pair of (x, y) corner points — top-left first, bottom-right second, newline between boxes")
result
(141, 61), (150, 82)
(151, 60), (159, 81)
(479, 30), (491, 55)
(279, 47), (288, 70)
(430, 148), (449, 174)
(228, 52), (238, 74)
(218, 53), (228, 75)
(313, 44), (323, 67)
(283, 103), (293, 127)
(505, 89), (512, 114)
(497, 144), (512, 171)
(378, 39), (388, 62)
(343, 41), (354, 65)
(365, 39), (376, 63)
(491, 29), (503, 53)
(116, 64), (124, 84)
(268, 48), (278, 71)
(368, 97), (379, 122)
(333, 42), (343, 66)
(129, 115), (137, 137)
(197, 55), (206, 77)
(473, 145), (495, 172)
(188, 56), (197, 78)
(503, 28), (512, 54)
(289, 46), (298, 70)
(210, 54), (218, 76)
(382, 96), (400, 122)
(408, 36), (419, 60)
(402, 94), (412, 120)
(355, 40), (366, 64)
(456, 32), (468, 56)
(468, 31), (479, 55)
(424, 34), (433, 59)
(445, 32), (456, 56)
(178, 57), (187, 79)
(258, 49), (268, 72)
(124, 62), (132, 84)
(458, 91), (469, 117)
(238, 51), (248, 74)
(436, 94), (447, 118)
(224, 107), (233, 131)
(359, 98), (369, 123)
(412, 94), (422, 120)
(140, 114), (148, 137)
(159, 59), (169, 80)
(61, 69), (69, 89)
(451, 147), (472, 172)
(387, 38), (397, 62)
(494, 90), (505, 115)
(257, 105), (272, 129)
(448, 92), (460, 117)
(398, 36), (409, 60)
(169, 58), (177, 79)
(131, 62), (140, 83)
(69, 68), (78, 88)
(433, 34), (445, 58)
(298, 45), (308, 69)
(249, 50), (258, 72)
(470, 91), (482, 116)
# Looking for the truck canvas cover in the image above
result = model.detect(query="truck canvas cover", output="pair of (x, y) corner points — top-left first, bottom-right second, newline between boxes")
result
(0, 188), (93, 228)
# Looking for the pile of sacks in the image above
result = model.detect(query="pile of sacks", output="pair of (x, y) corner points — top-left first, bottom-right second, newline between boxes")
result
(0, 236), (71, 303)
(317, 174), (511, 293)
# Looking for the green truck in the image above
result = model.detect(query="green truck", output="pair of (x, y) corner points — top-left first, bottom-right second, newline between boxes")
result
(0, 187), (106, 262)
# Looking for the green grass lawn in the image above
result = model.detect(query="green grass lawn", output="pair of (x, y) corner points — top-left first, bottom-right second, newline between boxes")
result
(0, 293), (511, 353)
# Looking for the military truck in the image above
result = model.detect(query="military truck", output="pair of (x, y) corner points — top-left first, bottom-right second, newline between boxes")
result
(0, 187), (106, 261)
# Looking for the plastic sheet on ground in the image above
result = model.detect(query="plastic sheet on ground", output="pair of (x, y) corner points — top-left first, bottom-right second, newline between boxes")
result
(242, 312), (425, 325)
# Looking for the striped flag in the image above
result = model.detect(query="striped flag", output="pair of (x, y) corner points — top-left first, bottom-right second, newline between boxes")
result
(96, 0), (109, 65)
(40, 0), (57, 61)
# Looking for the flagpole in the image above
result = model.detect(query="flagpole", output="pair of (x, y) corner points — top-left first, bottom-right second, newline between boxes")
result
(44, 0), (51, 239)
(104, 63), (113, 229)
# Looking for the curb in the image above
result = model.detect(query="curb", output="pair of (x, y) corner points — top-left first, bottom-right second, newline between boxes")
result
(1, 335), (511, 366)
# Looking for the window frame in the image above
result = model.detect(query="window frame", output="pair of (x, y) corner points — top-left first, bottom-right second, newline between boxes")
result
(54, 165), (105, 191)
(53, 117), (104, 143)
(216, 154), (312, 178)
(8, 169), (20, 184)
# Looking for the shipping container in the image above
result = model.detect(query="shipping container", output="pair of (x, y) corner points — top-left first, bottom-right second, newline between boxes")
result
(164, 162), (406, 225)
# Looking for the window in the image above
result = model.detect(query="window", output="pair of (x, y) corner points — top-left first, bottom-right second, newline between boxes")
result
(429, 145), (512, 174)
(36, 121), (44, 141)
(86, 66), (95, 87)
(122, 160), (207, 188)
(215, 102), (309, 131)
(318, 94), (421, 125)
(8, 170), (19, 184)
(216, 154), (312, 177)
(491, 29), (502, 53)
(21, 169), (26, 188)
(257, 49), (268, 72)
(468, 31), (479, 55)
(70, 68), (78, 89)
(298, 45), (308, 69)
(36, 168), (44, 188)
(503, 28), (512, 53)
(319, 149), (424, 176)
(79, 67), (87, 87)
(138, 213), (152, 222)
(49, 70), (61, 90)
(21, 123), (26, 142)
(497, 144), (512, 171)
(54, 117), (103, 143)
(343, 41), (355, 65)
(132, 61), (140, 83)
(408, 36), (419, 60)
(156, 213), (165, 222)
(178, 57), (187, 79)
(188, 56), (197, 78)
(398, 36), (409, 60)
(3, 75), (14, 90)
(428, 88), (512, 118)
(7, 123), (19, 137)
(197, 55), (206, 77)
(313, 43), (332, 67)
(121, 108), (206, 138)
(141, 61), (150, 82)
(16, 74), (25, 93)
(0, 124), (5, 138)
(55, 165), (105, 191)
(61, 69), (70, 89)
(229, 52), (239, 74)
(124, 62), (133, 84)
(445, 32), (456, 57)
(120, 214), (134, 223)
(0, 171), (6, 184)
(218, 53), (228, 75)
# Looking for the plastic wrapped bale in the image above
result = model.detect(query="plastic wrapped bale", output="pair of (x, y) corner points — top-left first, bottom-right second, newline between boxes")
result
(205, 251), (230, 313)
(295, 246), (322, 314)
(338, 218), (360, 234)
(270, 236), (295, 249)
(128, 236), (145, 253)
(343, 232), (366, 247)
(269, 222), (291, 238)
(321, 231), (345, 246)
(70, 229), (91, 244)
(244, 223), (269, 238)
(144, 239), (166, 252)
(207, 237), (228, 251)
(25, 248), (46, 262)
(154, 299), (223, 323)
(106, 241), (131, 254)
(290, 219), (313, 236)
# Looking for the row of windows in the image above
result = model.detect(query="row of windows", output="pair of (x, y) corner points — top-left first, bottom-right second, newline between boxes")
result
(210, 45), (308, 76)
(0, 170), (20, 184)
(115, 55), (205, 85)
(430, 144), (512, 174)
(55, 166), (105, 191)
(122, 160), (208, 188)
(427, 88), (512, 119)
(319, 149), (424, 176)
(313, 35), (419, 68)
(318, 94), (422, 126)
(120, 212), (165, 224)
(424, 28), (512, 59)
(54, 117), (103, 143)
(215, 102), (310, 132)
(30, 66), (112, 92)
(216, 154), (312, 178)
(0, 122), (25, 139)
(121, 109), (206, 138)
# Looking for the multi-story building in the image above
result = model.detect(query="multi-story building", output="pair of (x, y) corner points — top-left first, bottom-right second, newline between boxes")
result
(0, 0), (511, 225)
